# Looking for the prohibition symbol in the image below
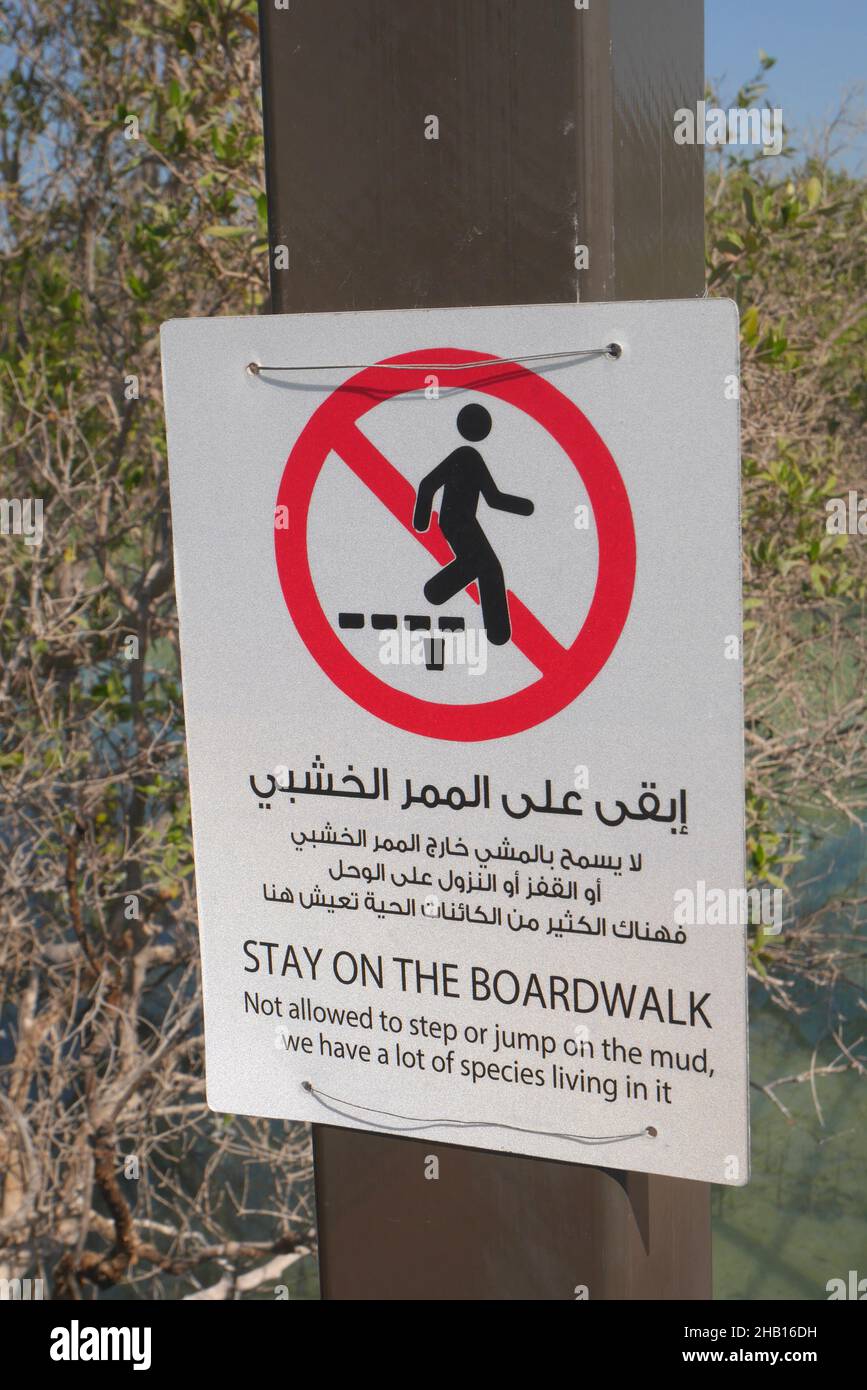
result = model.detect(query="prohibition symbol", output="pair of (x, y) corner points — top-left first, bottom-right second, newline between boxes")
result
(274, 349), (635, 742)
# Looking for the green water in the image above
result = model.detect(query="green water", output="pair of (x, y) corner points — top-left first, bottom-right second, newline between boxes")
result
(714, 826), (867, 1300)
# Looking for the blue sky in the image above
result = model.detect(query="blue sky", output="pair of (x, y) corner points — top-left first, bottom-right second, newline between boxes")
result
(1, 4), (863, 168)
(706, 0), (866, 167)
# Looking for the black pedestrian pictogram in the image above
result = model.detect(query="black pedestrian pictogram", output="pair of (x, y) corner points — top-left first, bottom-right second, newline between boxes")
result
(412, 404), (534, 645)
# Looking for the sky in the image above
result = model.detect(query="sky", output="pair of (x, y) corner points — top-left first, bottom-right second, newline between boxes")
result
(1, 4), (864, 168)
(706, 0), (866, 168)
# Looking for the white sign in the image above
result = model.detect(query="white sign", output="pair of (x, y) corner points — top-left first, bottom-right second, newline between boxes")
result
(161, 300), (749, 1184)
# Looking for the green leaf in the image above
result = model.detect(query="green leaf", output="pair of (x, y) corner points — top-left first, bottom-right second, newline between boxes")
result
(717, 235), (745, 256)
(805, 176), (822, 210)
(743, 187), (758, 226)
(741, 305), (760, 344)
(125, 271), (148, 299)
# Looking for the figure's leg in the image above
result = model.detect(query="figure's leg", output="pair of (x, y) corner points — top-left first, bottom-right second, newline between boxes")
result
(424, 554), (476, 605)
(475, 550), (511, 645)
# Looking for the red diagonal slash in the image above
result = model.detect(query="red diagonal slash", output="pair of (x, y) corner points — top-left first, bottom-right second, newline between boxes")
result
(335, 423), (567, 676)
(276, 348), (635, 742)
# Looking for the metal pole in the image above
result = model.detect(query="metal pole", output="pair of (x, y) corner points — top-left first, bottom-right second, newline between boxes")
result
(258, 0), (710, 1300)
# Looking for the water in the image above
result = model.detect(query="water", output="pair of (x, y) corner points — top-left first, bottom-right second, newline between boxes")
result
(713, 823), (867, 1299)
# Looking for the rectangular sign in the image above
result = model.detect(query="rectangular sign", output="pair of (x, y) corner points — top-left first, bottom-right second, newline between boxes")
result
(161, 300), (749, 1184)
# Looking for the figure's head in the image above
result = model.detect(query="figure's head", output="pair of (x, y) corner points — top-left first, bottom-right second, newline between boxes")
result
(457, 404), (492, 442)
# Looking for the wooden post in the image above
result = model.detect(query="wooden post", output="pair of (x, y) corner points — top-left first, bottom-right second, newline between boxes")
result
(258, 0), (710, 1300)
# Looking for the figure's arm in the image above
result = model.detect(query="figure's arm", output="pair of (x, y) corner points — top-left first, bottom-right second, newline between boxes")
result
(413, 459), (449, 532)
(477, 458), (534, 516)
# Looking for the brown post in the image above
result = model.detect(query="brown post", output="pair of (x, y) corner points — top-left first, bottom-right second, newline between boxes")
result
(258, 0), (710, 1300)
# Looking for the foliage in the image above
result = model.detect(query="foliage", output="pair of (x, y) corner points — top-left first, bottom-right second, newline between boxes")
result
(0, 0), (310, 1301)
(706, 66), (867, 992)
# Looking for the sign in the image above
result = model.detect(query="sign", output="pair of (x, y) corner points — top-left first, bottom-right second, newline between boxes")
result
(161, 300), (749, 1184)
(274, 349), (636, 740)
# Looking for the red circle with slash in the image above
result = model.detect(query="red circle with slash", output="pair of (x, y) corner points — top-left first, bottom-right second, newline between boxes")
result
(274, 348), (635, 742)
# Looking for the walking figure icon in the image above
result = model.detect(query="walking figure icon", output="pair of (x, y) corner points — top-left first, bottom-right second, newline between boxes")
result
(412, 404), (534, 646)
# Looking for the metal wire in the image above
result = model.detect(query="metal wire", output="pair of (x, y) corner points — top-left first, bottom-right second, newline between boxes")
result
(302, 1081), (654, 1145)
(248, 344), (622, 375)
